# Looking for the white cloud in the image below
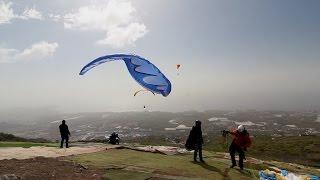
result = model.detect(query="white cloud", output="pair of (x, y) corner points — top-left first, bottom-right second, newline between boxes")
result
(48, 13), (61, 22)
(63, 0), (147, 48)
(1, 1), (147, 48)
(97, 23), (147, 47)
(0, 41), (58, 63)
(0, 1), (15, 24)
(16, 41), (58, 60)
(0, 47), (17, 63)
(0, 1), (43, 24)
(63, 0), (134, 31)
(20, 8), (43, 20)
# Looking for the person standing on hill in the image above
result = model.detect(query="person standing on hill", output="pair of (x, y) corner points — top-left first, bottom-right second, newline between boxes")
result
(186, 120), (204, 162)
(223, 125), (251, 170)
(59, 120), (71, 148)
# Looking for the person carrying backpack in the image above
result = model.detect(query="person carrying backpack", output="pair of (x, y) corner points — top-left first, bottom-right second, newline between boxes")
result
(186, 120), (204, 162)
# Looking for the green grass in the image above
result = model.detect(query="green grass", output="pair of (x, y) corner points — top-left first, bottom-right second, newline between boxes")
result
(70, 149), (260, 180)
(125, 135), (320, 167)
(103, 169), (152, 180)
(239, 136), (320, 167)
(0, 141), (57, 148)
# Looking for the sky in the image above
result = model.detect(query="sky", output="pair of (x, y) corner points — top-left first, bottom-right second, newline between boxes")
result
(0, 0), (320, 112)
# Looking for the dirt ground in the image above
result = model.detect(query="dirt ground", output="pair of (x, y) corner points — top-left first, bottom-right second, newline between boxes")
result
(0, 145), (106, 160)
(0, 157), (105, 180)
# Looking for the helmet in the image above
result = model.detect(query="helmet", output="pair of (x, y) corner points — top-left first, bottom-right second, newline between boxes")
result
(237, 125), (245, 132)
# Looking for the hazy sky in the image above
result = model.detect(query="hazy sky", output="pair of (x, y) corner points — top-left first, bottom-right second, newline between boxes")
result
(1, 0), (320, 112)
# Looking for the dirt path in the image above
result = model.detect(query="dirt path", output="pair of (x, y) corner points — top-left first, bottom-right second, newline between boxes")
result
(0, 157), (105, 180)
(0, 144), (109, 179)
(0, 145), (106, 160)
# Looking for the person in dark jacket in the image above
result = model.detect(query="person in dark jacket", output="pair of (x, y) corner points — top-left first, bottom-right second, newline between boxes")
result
(109, 132), (120, 145)
(223, 125), (251, 170)
(190, 120), (204, 162)
(59, 120), (70, 148)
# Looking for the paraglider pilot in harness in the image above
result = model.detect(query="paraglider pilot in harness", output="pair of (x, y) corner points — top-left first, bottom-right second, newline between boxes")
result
(222, 125), (251, 170)
(185, 120), (204, 162)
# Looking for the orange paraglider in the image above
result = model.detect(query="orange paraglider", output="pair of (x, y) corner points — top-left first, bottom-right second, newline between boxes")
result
(176, 64), (181, 75)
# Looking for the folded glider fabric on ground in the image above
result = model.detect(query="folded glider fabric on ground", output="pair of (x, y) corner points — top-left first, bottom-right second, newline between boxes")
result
(259, 169), (320, 180)
(110, 145), (189, 155)
(80, 54), (172, 97)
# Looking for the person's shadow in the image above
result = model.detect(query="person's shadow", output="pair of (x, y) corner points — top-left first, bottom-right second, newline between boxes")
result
(236, 168), (252, 177)
(192, 161), (231, 180)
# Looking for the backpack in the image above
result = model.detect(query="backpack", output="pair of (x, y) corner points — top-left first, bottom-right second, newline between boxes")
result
(185, 128), (195, 151)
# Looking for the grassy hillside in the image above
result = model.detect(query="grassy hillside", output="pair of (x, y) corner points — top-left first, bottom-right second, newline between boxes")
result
(0, 140), (318, 179)
(247, 136), (320, 167)
(0, 132), (49, 143)
(0, 132), (28, 142)
(0, 141), (57, 148)
(70, 149), (260, 180)
(125, 135), (320, 167)
(0, 132), (56, 148)
(204, 135), (320, 167)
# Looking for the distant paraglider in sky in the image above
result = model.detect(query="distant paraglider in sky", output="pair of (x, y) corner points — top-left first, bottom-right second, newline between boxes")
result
(79, 54), (172, 97)
(176, 64), (181, 75)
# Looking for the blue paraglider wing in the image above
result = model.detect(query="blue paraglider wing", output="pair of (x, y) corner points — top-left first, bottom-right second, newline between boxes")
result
(79, 54), (126, 75)
(79, 54), (171, 97)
